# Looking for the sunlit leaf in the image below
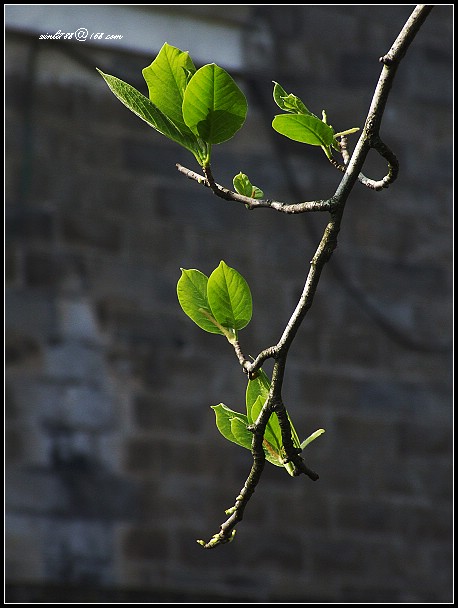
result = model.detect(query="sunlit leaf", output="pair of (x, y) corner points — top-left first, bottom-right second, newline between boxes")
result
(211, 404), (250, 447)
(233, 172), (253, 197)
(272, 81), (313, 116)
(177, 268), (224, 334)
(252, 186), (264, 199)
(230, 417), (253, 451)
(97, 69), (206, 163)
(272, 113), (335, 147)
(142, 43), (196, 135)
(207, 261), (252, 332)
(233, 172), (264, 199)
(250, 395), (282, 453)
(246, 368), (271, 422)
(183, 64), (247, 145)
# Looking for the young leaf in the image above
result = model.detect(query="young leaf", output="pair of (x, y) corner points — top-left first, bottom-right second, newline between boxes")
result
(263, 441), (286, 467)
(246, 369), (301, 451)
(272, 81), (314, 116)
(272, 113), (335, 148)
(250, 394), (282, 454)
(233, 172), (264, 199)
(252, 186), (265, 199)
(182, 64), (247, 146)
(211, 405), (284, 467)
(211, 404), (251, 448)
(233, 172), (253, 197)
(246, 368), (271, 420)
(177, 268), (224, 334)
(142, 43), (196, 136)
(97, 70), (206, 164)
(207, 261), (252, 333)
(230, 417), (254, 451)
(282, 94), (313, 115)
(272, 81), (289, 111)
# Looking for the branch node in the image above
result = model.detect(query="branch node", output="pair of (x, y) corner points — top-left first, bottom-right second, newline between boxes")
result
(379, 54), (394, 66)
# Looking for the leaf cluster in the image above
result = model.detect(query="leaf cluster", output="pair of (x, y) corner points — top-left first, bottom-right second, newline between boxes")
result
(98, 43), (247, 167)
(177, 260), (324, 475)
(177, 260), (252, 342)
(98, 43), (358, 188)
(272, 81), (359, 160)
(213, 368), (324, 476)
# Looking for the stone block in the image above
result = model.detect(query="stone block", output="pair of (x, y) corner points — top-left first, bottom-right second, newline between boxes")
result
(42, 519), (114, 584)
(62, 212), (122, 253)
(5, 244), (18, 285)
(5, 467), (69, 514)
(398, 420), (452, 457)
(6, 288), (55, 340)
(11, 377), (114, 431)
(24, 250), (88, 290)
(5, 429), (22, 463)
(5, 514), (44, 582)
(59, 385), (114, 429)
(5, 332), (42, 367)
(57, 297), (103, 342)
(122, 138), (180, 176)
(44, 341), (107, 383)
(122, 525), (168, 561)
(335, 496), (394, 534)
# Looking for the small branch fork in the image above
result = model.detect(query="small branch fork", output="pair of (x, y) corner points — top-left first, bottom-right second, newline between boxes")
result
(190, 5), (433, 548)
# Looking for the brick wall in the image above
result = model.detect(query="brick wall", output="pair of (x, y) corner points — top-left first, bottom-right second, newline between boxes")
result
(6, 6), (453, 602)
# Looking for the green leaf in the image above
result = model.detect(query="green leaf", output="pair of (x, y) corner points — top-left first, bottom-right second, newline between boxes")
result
(177, 268), (224, 335)
(252, 186), (264, 199)
(211, 404), (251, 448)
(211, 404), (286, 467)
(233, 172), (253, 197)
(182, 64), (247, 145)
(142, 43), (196, 136)
(281, 94), (313, 115)
(247, 396), (285, 467)
(263, 442), (286, 467)
(230, 417), (254, 451)
(246, 368), (271, 420)
(272, 113), (335, 148)
(272, 81), (313, 116)
(212, 368), (321, 473)
(207, 261), (252, 333)
(233, 172), (264, 199)
(250, 395), (282, 454)
(97, 69), (206, 163)
(272, 81), (289, 111)
(246, 368), (301, 452)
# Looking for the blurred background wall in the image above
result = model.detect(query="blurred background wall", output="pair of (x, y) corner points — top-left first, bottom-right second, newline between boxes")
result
(5, 5), (453, 602)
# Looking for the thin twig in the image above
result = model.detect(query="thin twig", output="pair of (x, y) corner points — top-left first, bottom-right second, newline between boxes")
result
(329, 136), (399, 191)
(176, 163), (336, 213)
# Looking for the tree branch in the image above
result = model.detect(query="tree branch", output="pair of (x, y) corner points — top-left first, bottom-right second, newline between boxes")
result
(196, 5), (433, 548)
(197, 401), (269, 548)
(176, 163), (336, 213)
(329, 135), (399, 190)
